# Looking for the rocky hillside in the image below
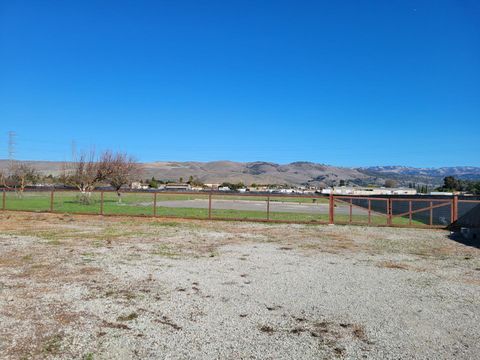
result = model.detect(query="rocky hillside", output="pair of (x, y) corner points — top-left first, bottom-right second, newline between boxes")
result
(141, 161), (369, 187)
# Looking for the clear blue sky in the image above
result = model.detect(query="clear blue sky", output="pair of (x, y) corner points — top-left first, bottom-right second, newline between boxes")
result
(1, 0), (479, 167)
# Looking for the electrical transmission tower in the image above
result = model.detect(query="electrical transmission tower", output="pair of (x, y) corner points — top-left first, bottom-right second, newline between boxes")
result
(8, 131), (16, 166)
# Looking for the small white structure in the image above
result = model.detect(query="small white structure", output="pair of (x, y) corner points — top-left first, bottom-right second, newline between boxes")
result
(218, 186), (230, 191)
(278, 188), (297, 194)
(164, 183), (191, 191)
(131, 182), (149, 190)
(204, 183), (221, 190)
(429, 191), (453, 196)
(322, 187), (417, 196)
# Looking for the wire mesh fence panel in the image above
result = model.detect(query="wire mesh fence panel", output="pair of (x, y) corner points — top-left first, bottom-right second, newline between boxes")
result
(431, 202), (452, 226)
(211, 194), (269, 220)
(155, 193), (210, 219)
(391, 199), (452, 226)
(53, 191), (101, 214)
(103, 192), (154, 216)
(4, 191), (51, 212)
(2, 190), (471, 228)
(268, 195), (327, 222)
(457, 201), (480, 219)
(334, 197), (388, 225)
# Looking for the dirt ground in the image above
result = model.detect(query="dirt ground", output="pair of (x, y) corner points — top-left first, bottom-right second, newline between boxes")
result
(0, 212), (479, 359)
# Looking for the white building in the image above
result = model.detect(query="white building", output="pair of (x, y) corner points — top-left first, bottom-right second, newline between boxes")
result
(131, 182), (149, 190)
(164, 183), (191, 191)
(322, 187), (417, 196)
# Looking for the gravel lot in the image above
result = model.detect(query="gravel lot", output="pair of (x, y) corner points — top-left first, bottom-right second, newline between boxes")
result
(0, 212), (479, 359)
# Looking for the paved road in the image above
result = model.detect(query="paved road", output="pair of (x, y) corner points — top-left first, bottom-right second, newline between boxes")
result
(154, 199), (369, 215)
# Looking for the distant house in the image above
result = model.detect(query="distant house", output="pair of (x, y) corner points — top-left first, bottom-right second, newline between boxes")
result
(164, 183), (191, 191)
(204, 183), (220, 190)
(429, 191), (453, 196)
(248, 186), (269, 192)
(190, 186), (204, 191)
(218, 186), (230, 191)
(131, 182), (149, 190)
(278, 188), (297, 194)
(391, 188), (418, 195)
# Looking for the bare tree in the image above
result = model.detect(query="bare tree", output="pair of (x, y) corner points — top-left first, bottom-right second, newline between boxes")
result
(4, 162), (38, 196)
(62, 150), (106, 204)
(100, 151), (141, 203)
(0, 169), (7, 189)
(62, 149), (140, 204)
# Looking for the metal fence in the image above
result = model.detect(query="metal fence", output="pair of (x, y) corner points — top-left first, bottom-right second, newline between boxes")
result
(1, 189), (479, 229)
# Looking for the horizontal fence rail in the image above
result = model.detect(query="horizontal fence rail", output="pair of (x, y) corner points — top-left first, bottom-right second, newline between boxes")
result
(0, 189), (479, 229)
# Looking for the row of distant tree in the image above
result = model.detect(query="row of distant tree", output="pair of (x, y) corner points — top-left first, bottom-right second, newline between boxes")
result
(147, 175), (205, 188)
(0, 150), (141, 203)
(436, 176), (480, 195)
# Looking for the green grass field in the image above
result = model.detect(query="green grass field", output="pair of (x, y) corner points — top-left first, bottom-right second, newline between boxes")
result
(2, 191), (423, 226)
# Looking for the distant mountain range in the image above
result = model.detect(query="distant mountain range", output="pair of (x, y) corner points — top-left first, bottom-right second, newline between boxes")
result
(358, 166), (480, 185)
(1, 160), (479, 187)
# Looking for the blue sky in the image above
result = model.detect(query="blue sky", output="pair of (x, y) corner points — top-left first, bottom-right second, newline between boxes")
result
(0, 0), (479, 167)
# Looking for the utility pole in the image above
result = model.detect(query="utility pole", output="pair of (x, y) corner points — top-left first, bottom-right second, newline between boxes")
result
(8, 131), (16, 168)
(71, 140), (77, 161)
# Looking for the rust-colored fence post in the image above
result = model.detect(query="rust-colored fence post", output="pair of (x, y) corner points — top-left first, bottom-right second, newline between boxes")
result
(349, 198), (353, 223)
(409, 200), (412, 226)
(329, 193), (334, 224)
(153, 192), (157, 217)
(50, 190), (54, 212)
(387, 198), (392, 226)
(100, 191), (104, 215)
(429, 201), (433, 226)
(208, 192), (212, 219)
(2, 190), (5, 210)
(266, 195), (270, 221)
(368, 199), (371, 225)
(452, 195), (458, 223)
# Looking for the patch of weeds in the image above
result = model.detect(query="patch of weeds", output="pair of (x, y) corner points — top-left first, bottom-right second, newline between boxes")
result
(117, 312), (138, 322)
(352, 324), (368, 342)
(81, 252), (95, 263)
(47, 239), (62, 245)
(290, 327), (306, 334)
(102, 320), (130, 330)
(151, 244), (180, 258)
(150, 221), (182, 227)
(105, 289), (136, 300)
(155, 315), (182, 330)
(22, 254), (33, 261)
(83, 353), (94, 360)
(92, 240), (104, 248)
(43, 334), (62, 354)
(377, 261), (409, 270)
(259, 325), (275, 334)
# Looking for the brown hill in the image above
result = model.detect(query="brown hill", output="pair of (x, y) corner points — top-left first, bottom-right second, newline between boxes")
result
(0, 160), (369, 186)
